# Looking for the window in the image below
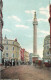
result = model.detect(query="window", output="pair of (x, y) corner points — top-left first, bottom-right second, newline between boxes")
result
(6, 46), (8, 50)
(46, 52), (49, 56)
(13, 47), (14, 50)
(16, 53), (17, 57)
(47, 52), (49, 55)
(13, 42), (14, 44)
(13, 54), (14, 58)
(6, 53), (8, 57)
(6, 40), (8, 44)
(47, 46), (49, 49)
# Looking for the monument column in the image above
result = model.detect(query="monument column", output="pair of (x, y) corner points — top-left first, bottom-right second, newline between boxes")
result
(32, 12), (39, 63)
(33, 12), (38, 56)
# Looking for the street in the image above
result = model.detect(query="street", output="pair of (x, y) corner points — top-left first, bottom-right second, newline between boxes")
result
(1, 65), (51, 80)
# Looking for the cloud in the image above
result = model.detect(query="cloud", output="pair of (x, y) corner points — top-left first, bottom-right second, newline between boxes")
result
(39, 5), (49, 11)
(38, 35), (48, 38)
(26, 19), (33, 22)
(25, 5), (49, 18)
(25, 10), (35, 14)
(3, 28), (11, 32)
(38, 29), (50, 38)
(16, 25), (29, 29)
(12, 16), (21, 22)
(26, 49), (33, 53)
(39, 5), (49, 18)
(38, 35), (44, 38)
(26, 18), (48, 23)
(25, 35), (33, 38)
(38, 30), (49, 34)
(8, 15), (21, 22)
(38, 18), (48, 22)
(39, 11), (49, 18)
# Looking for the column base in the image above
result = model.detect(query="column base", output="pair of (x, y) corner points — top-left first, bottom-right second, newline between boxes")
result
(32, 55), (39, 63)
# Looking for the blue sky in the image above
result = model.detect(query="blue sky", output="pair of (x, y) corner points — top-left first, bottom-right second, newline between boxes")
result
(2, 0), (50, 58)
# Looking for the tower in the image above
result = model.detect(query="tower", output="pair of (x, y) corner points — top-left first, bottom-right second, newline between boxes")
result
(0, 0), (3, 65)
(33, 12), (38, 56)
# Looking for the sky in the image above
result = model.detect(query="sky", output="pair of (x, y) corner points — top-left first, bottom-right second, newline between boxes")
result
(2, 0), (51, 58)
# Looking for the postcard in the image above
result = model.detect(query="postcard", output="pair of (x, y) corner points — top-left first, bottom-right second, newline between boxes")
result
(0, 0), (51, 80)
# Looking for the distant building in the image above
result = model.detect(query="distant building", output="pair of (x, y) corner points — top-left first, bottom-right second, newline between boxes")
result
(43, 35), (51, 61)
(24, 51), (29, 63)
(2, 37), (21, 64)
(19, 48), (29, 63)
(29, 53), (33, 63)
(19, 48), (25, 62)
(0, 0), (3, 65)
(2, 36), (29, 65)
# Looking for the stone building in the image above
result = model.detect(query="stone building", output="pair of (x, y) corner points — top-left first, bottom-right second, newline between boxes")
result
(19, 48), (29, 63)
(24, 50), (29, 63)
(0, 0), (3, 65)
(2, 36), (29, 65)
(29, 53), (33, 63)
(2, 37), (21, 64)
(43, 35), (51, 61)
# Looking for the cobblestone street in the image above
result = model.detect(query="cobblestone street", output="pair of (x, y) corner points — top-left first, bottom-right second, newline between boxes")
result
(1, 65), (51, 80)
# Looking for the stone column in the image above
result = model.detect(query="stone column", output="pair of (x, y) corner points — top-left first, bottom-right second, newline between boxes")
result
(33, 12), (38, 56)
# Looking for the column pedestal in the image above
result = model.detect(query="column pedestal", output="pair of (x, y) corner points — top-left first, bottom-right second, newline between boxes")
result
(32, 54), (39, 63)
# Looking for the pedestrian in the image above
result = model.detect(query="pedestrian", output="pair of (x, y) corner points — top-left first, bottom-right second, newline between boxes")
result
(17, 61), (18, 65)
(5, 61), (7, 68)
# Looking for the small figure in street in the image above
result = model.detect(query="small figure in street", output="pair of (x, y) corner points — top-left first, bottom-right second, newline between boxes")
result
(13, 61), (14, 66)
(5, 61), (7, 68)
(9, 61), (12, 66)
(17, 61), (19, 65)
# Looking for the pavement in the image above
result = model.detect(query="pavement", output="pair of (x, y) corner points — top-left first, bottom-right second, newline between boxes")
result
(0, 66), (10, 79)
(0, 66), (5, 71)
(1, 65), (51, 80)
(0, 66), (5, 79)
(0, 65), (10, 72)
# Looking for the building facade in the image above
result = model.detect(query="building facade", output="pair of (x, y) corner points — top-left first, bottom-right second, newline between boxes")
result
(19, 48), (29, 63)
(19, 48), (25, 62)
(29, 53), (33, 63)
(43, 35), (51, 61)
(24, 51), (29, 63)
(0, 0), (3, 65)
(2, 37), (21, 64)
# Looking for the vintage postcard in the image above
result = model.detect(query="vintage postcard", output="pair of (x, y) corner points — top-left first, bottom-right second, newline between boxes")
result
(0, 0), (51, 80)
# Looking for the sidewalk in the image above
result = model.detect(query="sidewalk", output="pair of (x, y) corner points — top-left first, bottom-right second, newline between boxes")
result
(0, 66), (5, 78)
(0, 66), (10, 71)
(1, 65), (51, 80)
(0, 66), (5, 71)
